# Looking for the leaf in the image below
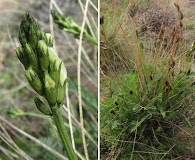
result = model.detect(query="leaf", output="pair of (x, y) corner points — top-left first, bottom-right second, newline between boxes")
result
(68, 79), (98, 114)
(181, 114), (192, 128)
(130, 113), (151, 133)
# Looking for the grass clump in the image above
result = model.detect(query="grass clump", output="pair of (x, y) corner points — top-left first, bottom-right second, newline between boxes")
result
(100, 0), (195, 159)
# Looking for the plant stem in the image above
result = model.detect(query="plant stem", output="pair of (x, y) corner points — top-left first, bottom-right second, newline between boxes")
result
(24, 112), (49, 119)
(85, 33), (98, 46)
(51, 105), (78, 160)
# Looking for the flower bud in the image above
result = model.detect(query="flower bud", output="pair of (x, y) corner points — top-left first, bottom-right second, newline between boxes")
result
(24, 43), (39, 69)
(48, 60), (60, 83)
(18, 29), (27, 46)
(37, 30), (44, 40)
(16, 46), (29, 69)
(66, 17), (72, 26)
(48, 47), (59, 62)
(29, 24), (39, 50)
(59, 62), (67, 87)
(48, 48), (63, 66)
(57, 79), (67, 104)
(56, 62), (67, 104)
(45, 33), (53, 47)
(37, 40), (50, 71)
(25, 66), (43, 95)
(34, 97), (52, 116)
(20, 17), (30, 35)
(71, 22), (82, 33)
(7, 108), (25, 118)
(26, 13), (38, 26)
(44, 73), (57, 105)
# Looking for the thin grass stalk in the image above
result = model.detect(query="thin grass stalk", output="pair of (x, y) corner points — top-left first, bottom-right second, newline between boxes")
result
(97, 9), (100, 154)
(62, 105), (97, 146)
(51, 0), (63, 14)
(49, 0), (55, 48)
(0, 135), (21, 160)
(66, 83), (76, 151)
(0, 124), (33, 160)
(77, 0), (90, 159)
(130, 124), (138, 160)
(0, 145), (18, 159)
(0, 116), (68, 160)
(78, 0), (95, 38)
(1, 123), (30, 157)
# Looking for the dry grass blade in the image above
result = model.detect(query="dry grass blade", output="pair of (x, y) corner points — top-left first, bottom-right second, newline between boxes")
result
(0, 116), (68, 160)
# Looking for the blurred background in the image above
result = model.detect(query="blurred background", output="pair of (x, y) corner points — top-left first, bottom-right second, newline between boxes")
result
(0, 0), (98, 159)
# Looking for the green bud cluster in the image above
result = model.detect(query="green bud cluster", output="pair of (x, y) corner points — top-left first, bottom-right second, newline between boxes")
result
(16, 13), (67, 115)
(51, 10), (84, 38)
(51, 10), (98, 45)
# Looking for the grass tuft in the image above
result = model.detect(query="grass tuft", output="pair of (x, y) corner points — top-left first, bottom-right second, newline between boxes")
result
(100, 0), (195, 159)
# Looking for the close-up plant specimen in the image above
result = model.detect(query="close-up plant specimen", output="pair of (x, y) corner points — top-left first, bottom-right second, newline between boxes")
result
(16, 13), (78, 160)
(0, 1), (97, 160)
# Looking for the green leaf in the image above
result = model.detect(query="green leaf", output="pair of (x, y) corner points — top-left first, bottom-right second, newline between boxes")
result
(130, 113), (151, 133)
(68, 79), (98, 114)
(181, 114), (192, 128)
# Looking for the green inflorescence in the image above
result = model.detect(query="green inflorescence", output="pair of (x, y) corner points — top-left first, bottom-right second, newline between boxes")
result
(51, 10), (98, 45)
(16, 13), (67, 112)
(16, 13), (78, 160)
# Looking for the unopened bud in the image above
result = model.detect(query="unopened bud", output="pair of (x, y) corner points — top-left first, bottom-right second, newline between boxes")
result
(20, 17), (30, 35)
(57, 79), (67, 104)
(48, 47), (59, 62)
(37, 30), (44, 40)
(24, 43), (39, 69)
(34, 97), (52, 116)
(26, 13), (40, 30)
(45, 33), (53, 47)
(29, 25), (39, 50)
(59, 62), (67, 87)
(7, 108), (25, 118)
(18, 29), (27, 46)
(16, 46), (29, 69)
(25, 66), (43, 95)
(37, 40), (49, 70)
(48, 60), (60, 83)
(44, 73), (57, 105)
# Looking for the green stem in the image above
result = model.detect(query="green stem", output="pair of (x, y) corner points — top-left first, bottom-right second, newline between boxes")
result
(51, 105), (78, 160)
(24, 112), (49, 119)
(84, 34), (98, 46)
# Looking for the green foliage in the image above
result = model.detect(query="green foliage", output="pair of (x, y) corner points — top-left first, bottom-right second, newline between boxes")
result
(68, 79), (98, 114)
(101, 65), (195, 158)
(100, 1), (195, 158)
